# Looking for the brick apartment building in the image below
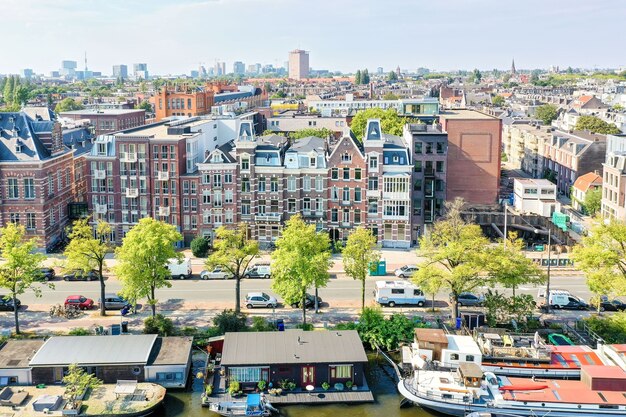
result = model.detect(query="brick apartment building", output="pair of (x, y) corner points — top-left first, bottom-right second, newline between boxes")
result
(440, 110), (502, 205)
(0, 111), (92, 249)
(59, 109), (146, 136)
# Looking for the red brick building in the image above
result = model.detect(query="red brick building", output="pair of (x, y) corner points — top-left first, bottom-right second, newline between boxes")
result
(60, 109), (146, 136)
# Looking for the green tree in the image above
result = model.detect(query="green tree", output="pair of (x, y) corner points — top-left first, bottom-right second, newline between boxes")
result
(342, 227), (380, 311)
(575, 115), (621, 134)
(613, 104), (624, 111)
(138, 100), (152, 113)
(213, 309), (248, 333)
(63, 364), (102, 409)
(13, 85), (29, 107)
(535, 104), (558, 125)
(54, 97), (84, 113)
(143, 314), (174, 336)
(63, 218), (111, 316)
(412, 265), (445, 312)
(271, 215), (332, 325)
(571, 220), (626, 313)
(470, 68), (482, 84)
(350, 108), (407, 141)
(205, 224), (259, 313)
(415, 198), (489, 319)
(0, 224), (47, 334)
(583, 187), (602, 216)
(190, 236), (210, 258)
(387, 71), (398, 82)
(355, 70), (362, 85)
(3, 76), (16, 105)
(383, 92), (400, 100)
(362, 69), (370, 84)
(492, 95), (505, 107)
(290, 127), (332, 139)
(114, 218), (182, 317)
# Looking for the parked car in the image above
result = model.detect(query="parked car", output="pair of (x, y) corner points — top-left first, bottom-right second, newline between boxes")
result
(394, 265), (419, 278)
(37, 268), (56, 281)
(289, 293), (322, 309)
(64, 295), (94, 310)
(593, 297), (626, 312)
(167, 258), (192, 280)
(558, 295), (589, 311)
(592, 298), (625, 312)
(200, 267), (232, 280)
(452, 292), (484, 307)
(63, 270), (100, 281)
(0, 296), (21, 311)
(375, 280), (426, 307)
(99, 294), (130, 310)
(243, 264), (271, 279)
(245, 292), (278, 309)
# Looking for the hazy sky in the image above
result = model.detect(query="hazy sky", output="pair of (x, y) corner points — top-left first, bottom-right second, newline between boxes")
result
(4, 0), (625, 75)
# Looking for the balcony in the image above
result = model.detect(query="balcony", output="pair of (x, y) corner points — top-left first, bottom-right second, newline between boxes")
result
(424, 168), (435, 178)
(158, 206), (170, 216)
(382, 214), (410, 221)
(125, 188), (139, 198)
(382, 191), (410, 200)
(255, 213), (282, 222)
(302, 211), (324, 219)
(120, 152), (137, 163)
(156, 171), (170, 181)
(366, 190), (381, 198)
(93, 170), (106, 180)
(94, 204), (107, 214)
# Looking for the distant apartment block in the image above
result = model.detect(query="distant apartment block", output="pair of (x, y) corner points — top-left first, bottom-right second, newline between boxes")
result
(59, 109), (146, 136)
(502, 121), (552, 178)
(440, 110), (502, 205)
(113, 65), (128, 78)
(133, 63), (149, 79)
(288, 50), (309, 80)
(308, 97), (439, 119)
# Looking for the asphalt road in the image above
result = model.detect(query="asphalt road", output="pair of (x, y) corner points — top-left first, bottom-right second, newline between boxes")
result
(11, 273), (592, 309)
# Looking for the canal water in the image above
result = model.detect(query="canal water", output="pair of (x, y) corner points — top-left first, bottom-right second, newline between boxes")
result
(158, 355), (435, 417)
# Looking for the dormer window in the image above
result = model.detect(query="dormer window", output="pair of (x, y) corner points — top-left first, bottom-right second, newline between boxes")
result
(211, 153), (221, 163)
(15, 142), (22, 153)
(310, 157), (316, 167)
(341, 153), (352, 163)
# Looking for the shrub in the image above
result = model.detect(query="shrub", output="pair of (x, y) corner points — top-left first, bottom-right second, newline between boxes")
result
(68, 328), (91, 336)
(190, 236), (210, 258)
(205, 384), (213, 395)
(287, 381), (296, 391)
(213, 310), (248, 334)
(228, 380), (240, 395)
(321, 382), (330, 390)
(296, 323), (314, 331)
(257, 380), (267, 391)
(584, 313), (626, 344)
(345, 380), (353, 389)
(144, 314), (175, 336)
(251, 316), (276, 332)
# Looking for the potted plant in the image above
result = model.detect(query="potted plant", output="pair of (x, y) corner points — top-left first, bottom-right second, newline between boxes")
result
(205, 384), (213, 396)
(321, 382), (330, 391)
(345, 381), (353, 390)
(257, 380), (267, 392)
(228, 380), (241, 396)
(287, 381), (297, 391)
(268, 388), (283, 396)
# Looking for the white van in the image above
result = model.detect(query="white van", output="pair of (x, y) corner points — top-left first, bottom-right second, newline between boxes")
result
(538, 289), (571, 308)
(374, 280), (426, 307)
(167, 258), (192, 279)
(244, 263), (271, 279)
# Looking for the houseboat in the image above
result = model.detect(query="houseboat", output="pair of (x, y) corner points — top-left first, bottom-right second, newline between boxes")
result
(398, 362), (626, 417)
(208, 393), (275, 417)
(404, 328), (604, 378)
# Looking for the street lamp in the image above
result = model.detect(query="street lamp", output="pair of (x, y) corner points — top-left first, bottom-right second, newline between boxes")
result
(534, 228), (552, 313)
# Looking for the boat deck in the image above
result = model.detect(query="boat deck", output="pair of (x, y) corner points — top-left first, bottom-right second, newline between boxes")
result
(486, 345), (604, 369)
(500, 376), (626, 405)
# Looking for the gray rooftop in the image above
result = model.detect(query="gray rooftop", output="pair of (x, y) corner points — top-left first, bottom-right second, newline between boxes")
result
(29, 335), (158, 367)
(220, 330), (368, 366)
(147, 337), (193, 366)
(0, 340), (45, 369)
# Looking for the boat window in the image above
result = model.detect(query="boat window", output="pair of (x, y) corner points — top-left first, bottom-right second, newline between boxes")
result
(466, 355), (475, 362)
(439, 377), (450, 384)
(570, 354), (581, 367)
(552, 390), (561, 400)
(450, 354), (459, 360)
(442, 394), (453, 399)
(599, 405), (619, 409)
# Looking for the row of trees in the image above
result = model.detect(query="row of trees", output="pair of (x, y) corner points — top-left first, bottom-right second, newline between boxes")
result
(354, 69), (370, 85)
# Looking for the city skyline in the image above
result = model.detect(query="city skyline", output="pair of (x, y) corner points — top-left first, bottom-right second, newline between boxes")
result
(5, 0), (626, 76)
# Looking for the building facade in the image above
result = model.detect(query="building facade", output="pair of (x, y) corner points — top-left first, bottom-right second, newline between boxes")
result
(288, 49), (309, 80)
(601, 134), (626, 220)
(60, 109), (146, 136)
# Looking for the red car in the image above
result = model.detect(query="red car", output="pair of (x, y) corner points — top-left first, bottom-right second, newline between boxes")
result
(64, 295), (94, 310)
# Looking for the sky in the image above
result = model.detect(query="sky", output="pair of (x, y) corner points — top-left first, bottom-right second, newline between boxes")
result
(4, 0), (626, 76)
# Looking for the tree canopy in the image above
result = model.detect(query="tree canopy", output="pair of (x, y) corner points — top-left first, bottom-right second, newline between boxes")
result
(205, 224), (259, 313)
(387, 71), (398, 82)
(492, 95), (505, 107)
(0, 223), (47, 334)
(583, 187), (602, 216)
(535, 104), (558, 125)
(64, 218), (111, 316)
(350, 108), (407, 141)
(54, 97), (84, 113)
(271, 215), (332, 325)
(342, 227), (380, 311)
(63, 364), (102, 409)
(571, 220), (626, 312)
(575, 115), (621, 135)
(290, 127), (333, 140)
(114, 218), (181, 317)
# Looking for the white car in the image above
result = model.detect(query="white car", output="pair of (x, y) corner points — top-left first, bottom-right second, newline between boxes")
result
(200, 267), (233, 280)
(245, 292), (278, 309)
(394, 265), (419, 278)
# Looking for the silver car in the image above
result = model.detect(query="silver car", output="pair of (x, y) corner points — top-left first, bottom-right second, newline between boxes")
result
(99, 294), (130, 310)
(245, 292), (278, 309)
(200, 267), (233, 280)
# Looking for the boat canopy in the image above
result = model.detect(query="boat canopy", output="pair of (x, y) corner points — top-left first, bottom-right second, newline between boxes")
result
(246, 394), (261, 409)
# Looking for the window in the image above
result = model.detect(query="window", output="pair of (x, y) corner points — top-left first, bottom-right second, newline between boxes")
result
(57, 170), (62, 191)
(450, 354), (459, 361)
(23, 178), (35, 199)
(183, 181), (190, 194)
(331, 168), (339, 180)
(225, 210), (234, 224)
(315, 176), (324, 192)
(258, 177), (266, 192)
(310, 156), (316, 168)
(48, 174), (53, 195)
(413, 198), (422, 216)
(354, 168), (362, 180)
(241, 157), (250, 171)
(368, 198), (378, 214)
(303, 176), (311, 192)
(342, 187), (350, 202)
(414, 142), (422, 154)
(288, 199), (296, 212)
(369, 155), (378, 169)
(342, 209), (350, 223)
(354, 209), (361, 224)
(224, 173), (233, 183)
(228, 367), (269, 383)
(203, 191), (211, 204)
(26, 213), (36, 230)
(436, 161), (444, 172)
(331, 187), (339, 201)
(241, 178), (250, 193)
(343, 167), (350, 180)
(241, 200), (251, 215)
(270, 177), (278, 192)
(341, 153), (352, 163)
(287, 176), (296, 192)
(368, 177), (379, 191)
(466, 355), (475, 362)
(213, 174), (222, 187)
(414, 161), (422, 172)
(330, 365), (353, 380)
(354, 187), (362, 202)
(436, 142), (445, 154)
(425, 143), (433, 154)
(7, 178), (18, 199)
(331, 208), (338, 222)
(10, 213), (20, 224)
(225, 190), (233, 204)
(156, 372), (184, 382)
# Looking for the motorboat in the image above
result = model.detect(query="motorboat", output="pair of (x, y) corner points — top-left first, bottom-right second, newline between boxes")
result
(398, 361), (626, 417)
(207, 393), (276, 417)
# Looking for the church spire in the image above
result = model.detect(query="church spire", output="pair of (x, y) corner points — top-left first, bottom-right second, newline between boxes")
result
(511, 58), (516, 75)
